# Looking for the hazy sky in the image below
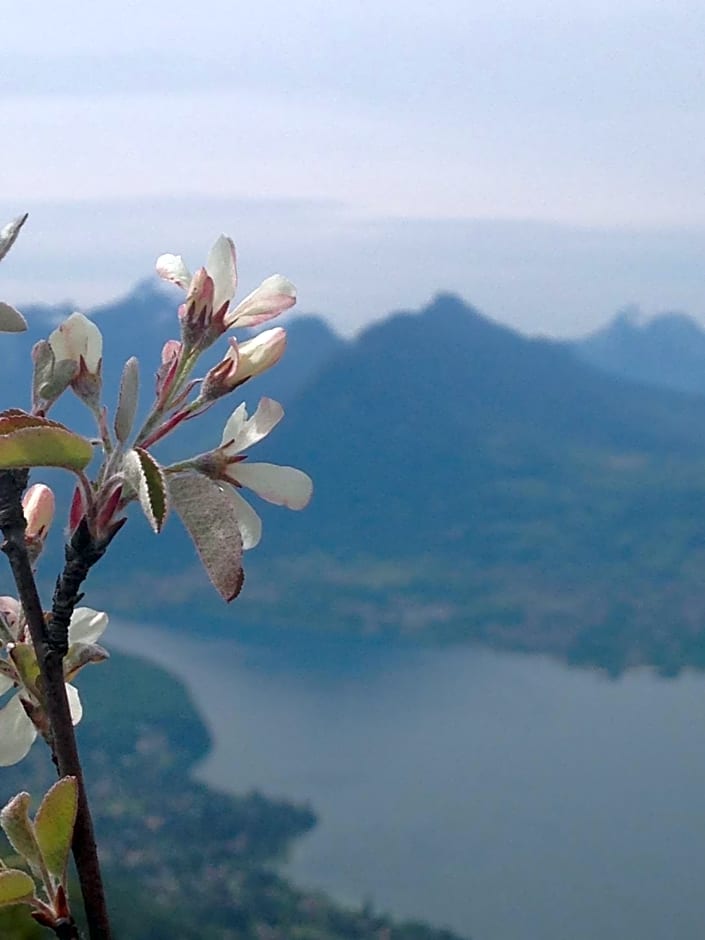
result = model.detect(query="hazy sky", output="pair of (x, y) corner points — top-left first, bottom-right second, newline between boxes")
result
(2, 0), (705, 336)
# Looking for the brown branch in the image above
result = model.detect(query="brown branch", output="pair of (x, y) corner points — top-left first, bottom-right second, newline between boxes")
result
(0, 470), (111, 940)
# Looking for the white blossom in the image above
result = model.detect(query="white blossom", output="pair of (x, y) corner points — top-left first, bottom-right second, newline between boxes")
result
(211, 397), (312, 549)
(0, 607), (108, 766)
(156, 234), (296, 336)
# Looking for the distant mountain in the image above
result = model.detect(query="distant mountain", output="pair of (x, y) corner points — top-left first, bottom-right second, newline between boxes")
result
(572, 307), (705, 397)
(15, 288), (705, 673)
(264, 293), (705, 555)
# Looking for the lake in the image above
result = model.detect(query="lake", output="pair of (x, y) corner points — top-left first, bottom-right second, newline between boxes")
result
(110, 621), (705, 940)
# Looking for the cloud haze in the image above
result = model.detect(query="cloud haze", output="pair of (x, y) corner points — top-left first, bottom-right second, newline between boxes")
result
(2, 1), (705, 333)
(2, 198), (704, 339)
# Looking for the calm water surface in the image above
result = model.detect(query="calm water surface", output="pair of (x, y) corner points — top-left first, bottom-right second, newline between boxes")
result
(111, 622), (705, 940)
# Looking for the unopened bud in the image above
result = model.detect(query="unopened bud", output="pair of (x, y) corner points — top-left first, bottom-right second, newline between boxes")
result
(179, 268), (215, 349)
(47, 313), (103, 409)
(22, 485), (55, 554)
(155, 340), (183, 407)
(236, 327), (287, 382)
(201, 328), (287, 403)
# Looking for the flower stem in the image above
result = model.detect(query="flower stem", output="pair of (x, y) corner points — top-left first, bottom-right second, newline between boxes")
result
(0, 470), (111, 940)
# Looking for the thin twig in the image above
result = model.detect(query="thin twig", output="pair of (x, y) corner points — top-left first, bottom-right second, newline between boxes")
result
(0, 470), (111, 940)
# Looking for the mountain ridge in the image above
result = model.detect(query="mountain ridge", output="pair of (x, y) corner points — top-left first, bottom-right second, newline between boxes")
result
(12, 285), (705, 673)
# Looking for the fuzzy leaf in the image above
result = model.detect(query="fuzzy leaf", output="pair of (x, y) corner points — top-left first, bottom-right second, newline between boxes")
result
(0, 793), (42, 876)
(114, 357), (140, 443)
(0, 303), (27, 333)
(0, 411), (92, 472)
(169, 472), (244, 601)
(34, 778), (78, 883)
(32, 342), (76, 408)
(0, 214), (27, 264)
(123, 447), (168, 533)
(0, 869), (35, 907)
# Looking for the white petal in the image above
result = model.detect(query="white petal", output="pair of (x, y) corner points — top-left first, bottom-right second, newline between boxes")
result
(231, 462), (313, 509)
(236, 328), (287, 381)
(230, 397), (285, 454)
(81, 316), (104, 371)
(0, 674), (14, 696)
(226, 275), (296, 329)
(48, 312), (103, 371)
(0, 302), (27, 333)
(47, 323), (72, 362)
(226, 489), (262, 550)
(0, 694), (36, 766)
(68, 607), (108, 646)
(221, 401), (249, 449)
(66, 684), (83, 726)
(156, 253), (192, 289)
(206, 235), (237, 315)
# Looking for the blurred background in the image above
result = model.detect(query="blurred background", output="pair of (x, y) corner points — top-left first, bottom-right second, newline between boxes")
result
(3, 2), (705, 938)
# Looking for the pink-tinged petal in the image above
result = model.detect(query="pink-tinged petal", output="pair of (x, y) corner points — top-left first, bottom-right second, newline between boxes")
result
(22, 484), (55, 540)
(0, 695), (36, 766)
(225, 275), (296, 329)
(68, 608), (108, 646)
(184, 266), (213, 306)
(225, 397), (285, 454)
(66, 684), (82, 725)
(225, 489), (263, 550)
(156, 253), (192, 289)
(69, 486), (85, 534)
(236, 328), (287, 382)
(161, 339), (182, 364)
(231, 462), (313, 509)
(206, 235), (237, 315)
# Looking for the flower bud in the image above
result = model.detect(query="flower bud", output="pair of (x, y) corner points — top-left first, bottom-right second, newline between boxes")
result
(47, 312), (103, 409)
(200, 328), (287, 404)
(22, 484), (55, 551)
(179, 268), (215, 349)
(236, 327), (287, 382)
(155, 340), (183, 407)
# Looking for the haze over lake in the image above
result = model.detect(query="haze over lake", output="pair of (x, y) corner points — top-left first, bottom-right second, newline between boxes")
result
(110, 622), (705, 940)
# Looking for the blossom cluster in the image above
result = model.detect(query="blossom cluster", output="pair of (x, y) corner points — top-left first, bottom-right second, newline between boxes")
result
(37, 234), (312, 549)
(0, 228), (313, 766)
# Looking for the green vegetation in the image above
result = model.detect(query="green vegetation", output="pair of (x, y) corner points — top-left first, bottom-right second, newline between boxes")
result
(0, 652), (467, 939)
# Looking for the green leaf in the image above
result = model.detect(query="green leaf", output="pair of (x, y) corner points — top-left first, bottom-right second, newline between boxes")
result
(114, 357), (140, 443)
(0, 794), (42, 877)
(0, 869), (35, 907)
(169, 472), (244, 602)
(0, 411), (92, 472)
(34, 778), (78, 884)
(123, 447), (169, 533)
